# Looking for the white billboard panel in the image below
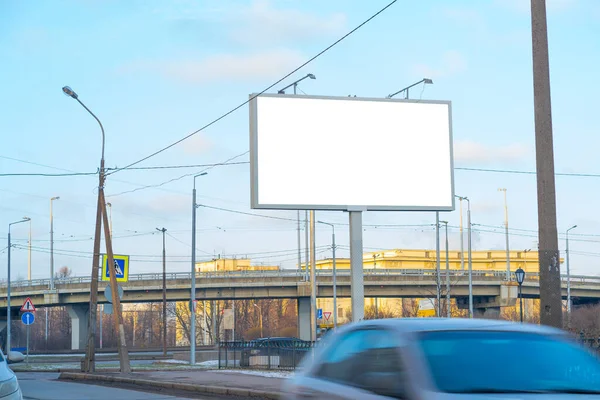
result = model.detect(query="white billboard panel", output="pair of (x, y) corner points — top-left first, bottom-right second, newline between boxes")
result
(249, 94), (454, 211)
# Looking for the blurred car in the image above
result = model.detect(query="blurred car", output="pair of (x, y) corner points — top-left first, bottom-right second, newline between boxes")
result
(0, 350), (22, 400)
(282, 318), (600, 399)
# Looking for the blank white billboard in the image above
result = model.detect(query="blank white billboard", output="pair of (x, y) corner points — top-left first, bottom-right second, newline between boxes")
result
(249, 94), (454, 211)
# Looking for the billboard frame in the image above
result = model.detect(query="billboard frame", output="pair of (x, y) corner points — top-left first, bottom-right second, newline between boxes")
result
(249, 93), (455, 212)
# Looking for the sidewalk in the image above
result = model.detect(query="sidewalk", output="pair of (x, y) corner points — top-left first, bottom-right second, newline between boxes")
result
(59, 368), (290, 399)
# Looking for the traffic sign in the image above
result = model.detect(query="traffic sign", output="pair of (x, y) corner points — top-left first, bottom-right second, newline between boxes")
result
(21, 312), (34, 325)
(20, 297), (36, 312)
(324, 311), (332, 321)
(102, 254), (129, 282)
(104, 284), (124, 303)
(317, 308), (323, 320)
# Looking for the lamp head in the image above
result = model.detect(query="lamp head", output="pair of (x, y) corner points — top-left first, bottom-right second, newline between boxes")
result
(278, 90), (285, 94)
(51, 196), (60, 201)
(62, 86), (78, 99)
(307, 73), (316, 79)
(514, 268), (525, 285)
(23, 217), (30, 222)
(423, 78), (433, 84)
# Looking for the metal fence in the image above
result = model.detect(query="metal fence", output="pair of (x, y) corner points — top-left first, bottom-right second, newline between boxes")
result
(218, 340), (316, 370)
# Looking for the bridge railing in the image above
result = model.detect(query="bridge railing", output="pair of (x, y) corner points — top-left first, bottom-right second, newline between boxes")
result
(2, 268), (600, 290)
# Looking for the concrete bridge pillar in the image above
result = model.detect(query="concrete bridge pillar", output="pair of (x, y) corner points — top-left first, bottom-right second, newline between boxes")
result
(67, 304), (89, 350)
(297, 297), (311, 341)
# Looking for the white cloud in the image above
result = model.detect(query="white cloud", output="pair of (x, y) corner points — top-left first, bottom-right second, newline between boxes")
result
(412, 50), (467, 79)
(229, 0), (347, 46)
(182, 134), (212, 155)
(454, 140), (531, 165)
(160, 49), (306, 83)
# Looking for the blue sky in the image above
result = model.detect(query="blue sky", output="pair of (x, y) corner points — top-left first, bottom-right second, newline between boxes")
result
(1, 0), (599, 280)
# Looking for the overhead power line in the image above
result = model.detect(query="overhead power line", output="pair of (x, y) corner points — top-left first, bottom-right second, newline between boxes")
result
(106, 161), (249, 171)
(106, 0), (399, 175)
(0, 171), (98, 177)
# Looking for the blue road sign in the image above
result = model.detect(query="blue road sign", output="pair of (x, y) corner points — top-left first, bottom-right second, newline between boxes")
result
(21, 312), (34, 325)
(102, 254), (129, 282)
(317, 308), (323, 320)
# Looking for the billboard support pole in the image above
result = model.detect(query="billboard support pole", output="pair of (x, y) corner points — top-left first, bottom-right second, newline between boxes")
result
(309, 211), (317, 341)
(349, 210), (365, 322)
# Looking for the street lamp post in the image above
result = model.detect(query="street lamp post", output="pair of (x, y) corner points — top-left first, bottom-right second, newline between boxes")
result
(190, 172), (208, 365)
(317, 221), (337, 329)
(253, 304), (263, 338)
(156, 228), (167, 356)
(63, 85), (130, 373)
(27, 218), (32, 282)
(440, 221), (451, 317)
(277, 74), (316, 286)
(498, 188), (511, 281)
(566, 225), (577, 328)
(50, 196), (60, 290)
(515, 268), (526, 323)
(387, 78), (433, 99)
(7, 217), (30, 356)
(455, 195), (473, 318)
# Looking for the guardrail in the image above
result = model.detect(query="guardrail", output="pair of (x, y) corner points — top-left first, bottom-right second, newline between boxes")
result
(218, 340), (316, 370)
(2, 268), (600, 290)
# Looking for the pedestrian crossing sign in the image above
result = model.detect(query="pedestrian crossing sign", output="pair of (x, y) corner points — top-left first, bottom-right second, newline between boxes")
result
(101, 254), (129, 282)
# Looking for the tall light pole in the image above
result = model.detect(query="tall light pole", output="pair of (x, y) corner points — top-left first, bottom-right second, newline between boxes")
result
(63, 85), (130, 373)
(156, 228), (167, 356)
(277, 73), (316, 283)
(456, 195), (473, 318)
(50, 196), (60, 290)
(435, 213), (441, 317)
(317, 221), (337, 329)
(440, 220), (451, 317)
(27, 217), (32, 282)
(498, 188), (511, 280)
(253, 304), (263, 338)
(7, 217), (30, 356)
(387, 78), (433, 99)
(190, 172), (208, 364)
(531, 0), (562, 329)
(459, 197), (464, 271)
(566, 225), (577, 328)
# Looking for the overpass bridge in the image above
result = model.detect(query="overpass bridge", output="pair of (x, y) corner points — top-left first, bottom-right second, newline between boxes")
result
(1, 269), (599, 348)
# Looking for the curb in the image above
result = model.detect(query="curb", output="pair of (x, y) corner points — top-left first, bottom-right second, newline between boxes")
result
(59, 372), (281, 399)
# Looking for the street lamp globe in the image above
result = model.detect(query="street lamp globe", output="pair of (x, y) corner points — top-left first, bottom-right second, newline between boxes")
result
(62, 86), (78, 99)
(515, 268), (525, 285)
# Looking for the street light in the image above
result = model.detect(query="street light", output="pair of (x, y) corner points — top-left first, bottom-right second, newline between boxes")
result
(566, 225), (577, 328)
(317, 221), (337, 329)
(7, 217), (30, 356)
(64, 85), (130, 373)
(387, 78), (433, 99)
(515, 267), (526, 323)
(498, 188), (511, 281)
(26, 217), (32, 282)
(50, 196), (60, 290)
(277, 73), (316, 94)
(455, 195), (473, 318)
(190, 172), (208, 365)
(253, 304), (263, 338)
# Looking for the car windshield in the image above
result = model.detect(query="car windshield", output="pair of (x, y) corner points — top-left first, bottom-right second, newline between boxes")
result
(418, 330), (600, 394)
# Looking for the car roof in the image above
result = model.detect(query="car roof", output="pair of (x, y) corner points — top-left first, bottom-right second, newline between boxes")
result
(337, 318), (567, 336)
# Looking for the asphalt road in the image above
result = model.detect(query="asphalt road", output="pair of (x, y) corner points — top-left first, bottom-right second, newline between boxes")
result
(17, 372), (194, 400)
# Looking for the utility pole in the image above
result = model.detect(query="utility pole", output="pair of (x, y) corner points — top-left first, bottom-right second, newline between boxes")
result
(531, 0), (562, 328)
(499, 188), (511, 280)
(156, 228), (167, 356)
(62, 86), (130, 373)
(50, 196), (60, 290)
(191, 172), (207, 364)
(27, 218), (32, 281)
(441, 221), (450, 317)
(309, 211), (316, 341)
(435, 212), (441, 317)
(566, 225), (577, 329)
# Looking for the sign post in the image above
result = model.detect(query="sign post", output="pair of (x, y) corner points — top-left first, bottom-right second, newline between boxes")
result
(21, 297), (36, 366)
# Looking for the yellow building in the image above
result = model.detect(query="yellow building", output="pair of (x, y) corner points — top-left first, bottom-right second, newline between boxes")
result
(305, 249), (553, 275)
(196, 257), (280, 273)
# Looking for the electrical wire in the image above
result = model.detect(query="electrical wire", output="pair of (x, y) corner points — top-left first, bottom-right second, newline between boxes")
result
(0, 171), (98, 177)
(106, 161), (249, 171)
(106, 151), (249, 197)
(455, 167), (600, 178)
(107, 0), (399, 175)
